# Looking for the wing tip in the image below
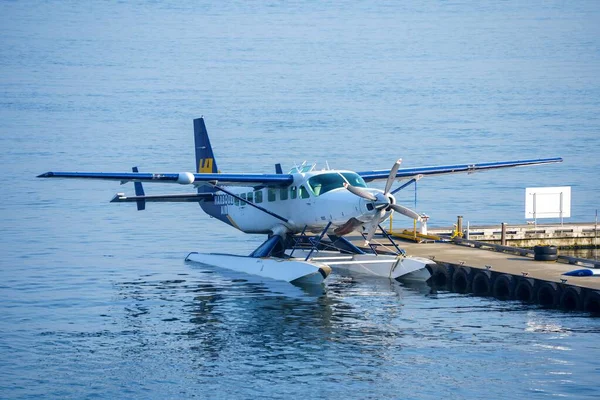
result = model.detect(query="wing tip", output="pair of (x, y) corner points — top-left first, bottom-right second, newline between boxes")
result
(37, 172), (54, 178)
(543, 157), (562, 163)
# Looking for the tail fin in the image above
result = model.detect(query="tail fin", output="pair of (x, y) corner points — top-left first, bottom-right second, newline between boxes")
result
(194, 117), (219, 193)
(132, 166), (146, 210)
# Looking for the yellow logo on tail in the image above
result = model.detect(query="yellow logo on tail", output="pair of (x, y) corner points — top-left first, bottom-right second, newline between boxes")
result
(198, 158), (214, 173)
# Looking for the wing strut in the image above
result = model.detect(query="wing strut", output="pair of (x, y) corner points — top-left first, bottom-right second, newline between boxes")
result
(390, 175), (423, 195)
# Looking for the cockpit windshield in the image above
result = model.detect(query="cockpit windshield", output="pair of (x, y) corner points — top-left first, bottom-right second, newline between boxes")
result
(341, 172), (367, 188)
(307, 173), (345, 196)
(307, 172), (368, 196)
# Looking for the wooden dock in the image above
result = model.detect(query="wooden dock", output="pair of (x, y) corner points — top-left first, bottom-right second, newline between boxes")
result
(400, 240), (600, 289)
(354, 235), (600, 313)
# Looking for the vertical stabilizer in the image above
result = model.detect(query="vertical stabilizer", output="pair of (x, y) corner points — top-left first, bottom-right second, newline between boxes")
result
(132, 166), (146, 210)
(194, 117), (219, 193)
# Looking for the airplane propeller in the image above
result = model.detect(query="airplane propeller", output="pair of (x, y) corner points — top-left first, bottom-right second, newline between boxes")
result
(344, 159), (421, 245)
(343, 182), (376, 201)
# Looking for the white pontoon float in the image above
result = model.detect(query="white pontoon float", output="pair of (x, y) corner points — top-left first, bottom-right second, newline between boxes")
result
(185, 228), (433, 284)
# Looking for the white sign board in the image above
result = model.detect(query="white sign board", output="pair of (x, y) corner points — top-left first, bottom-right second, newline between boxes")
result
(525, 186), (571, 220)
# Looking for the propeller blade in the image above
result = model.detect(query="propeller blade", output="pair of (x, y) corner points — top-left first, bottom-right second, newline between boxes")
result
(384, 159), (402, 195)
(389, 203), (422, 221)
(344, 183), (377, 201)
(364, 209), (386, 245)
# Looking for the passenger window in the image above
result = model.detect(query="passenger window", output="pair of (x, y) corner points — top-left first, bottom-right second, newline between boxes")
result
(299, 185), (310, 199)
(240, 193), (246, 206)
(280, 187), (288, 200)
(255, 190), (263, 203)
(247, 192), (253, 203)
(290, 186), (297, 199)
(268, 188), (276, 202)
(234, 196), (239, 206)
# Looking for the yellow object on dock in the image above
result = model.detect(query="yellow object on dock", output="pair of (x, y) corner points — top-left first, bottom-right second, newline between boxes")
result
(389, 230), (441, 242)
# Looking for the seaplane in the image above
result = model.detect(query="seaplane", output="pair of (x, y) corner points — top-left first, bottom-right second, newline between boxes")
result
(38, 117), (562, 285)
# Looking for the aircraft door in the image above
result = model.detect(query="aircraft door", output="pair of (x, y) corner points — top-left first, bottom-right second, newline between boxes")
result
(298, 184), (319, 223)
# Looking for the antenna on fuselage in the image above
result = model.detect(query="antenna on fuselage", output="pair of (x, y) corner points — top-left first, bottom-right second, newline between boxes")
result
(325, 160), (330, 170)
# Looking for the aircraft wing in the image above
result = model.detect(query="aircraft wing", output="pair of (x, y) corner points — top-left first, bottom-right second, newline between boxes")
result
(37, 171), (294, 187)
(356, 157), (563, 182)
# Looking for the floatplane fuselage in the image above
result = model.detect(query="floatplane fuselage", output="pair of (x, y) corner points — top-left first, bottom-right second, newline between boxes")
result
(204, 168), (388, 235)
(38, 117), (563, 284)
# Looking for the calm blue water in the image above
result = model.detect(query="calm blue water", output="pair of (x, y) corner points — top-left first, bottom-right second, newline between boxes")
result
(1, 1), (600, 398)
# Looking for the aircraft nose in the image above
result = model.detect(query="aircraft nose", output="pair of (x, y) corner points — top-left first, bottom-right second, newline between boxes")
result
(357, 190), (396, 218)
(358, 194), (380, 216)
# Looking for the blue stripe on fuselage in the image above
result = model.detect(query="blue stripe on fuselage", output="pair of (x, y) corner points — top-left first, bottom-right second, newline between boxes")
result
(199, 199), (234, 227)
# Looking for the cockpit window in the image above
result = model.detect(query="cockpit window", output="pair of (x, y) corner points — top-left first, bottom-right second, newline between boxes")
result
(307, 173), (347, 196)
(341, 172), (367, 188)
(299, 185), (310, 199)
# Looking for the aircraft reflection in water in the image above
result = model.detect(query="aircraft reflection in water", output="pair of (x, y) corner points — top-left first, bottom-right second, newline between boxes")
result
(113, 265), (434, 371)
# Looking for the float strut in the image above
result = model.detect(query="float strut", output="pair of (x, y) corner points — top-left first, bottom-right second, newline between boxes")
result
(305, 222), (332, 261)
(360, 231), (379, 255)
(378, 224), (406, 256)
(288, 225), (307, 258)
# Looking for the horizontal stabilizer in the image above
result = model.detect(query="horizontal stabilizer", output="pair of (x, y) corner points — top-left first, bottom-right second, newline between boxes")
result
(111, 193), (214, 204)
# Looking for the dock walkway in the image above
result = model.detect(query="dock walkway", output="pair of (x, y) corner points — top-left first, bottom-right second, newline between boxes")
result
(399, 241), (600, 291)
(351, 235), (600, 313)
